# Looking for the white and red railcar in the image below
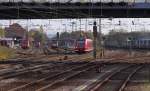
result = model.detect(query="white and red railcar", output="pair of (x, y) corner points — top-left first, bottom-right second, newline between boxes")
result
(75, 38), (93, 53)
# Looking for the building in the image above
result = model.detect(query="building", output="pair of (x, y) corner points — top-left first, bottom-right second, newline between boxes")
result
(5, 23), (27, 40)
(4, 23), (27, 48)
(0, 38), (14, 48)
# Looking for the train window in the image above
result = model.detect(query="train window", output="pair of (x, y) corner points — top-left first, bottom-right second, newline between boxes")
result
(77, 40), (85, 48)
(148, 40), (150, 44)
(141, 40), (144, 45)
(135, 40), (137, 45)
(140, 40), (143, 45)
(144, 40), (147, 45)
(137, 40), (139, 44)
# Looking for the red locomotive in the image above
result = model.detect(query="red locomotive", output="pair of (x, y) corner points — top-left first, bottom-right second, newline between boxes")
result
(75, 38), (93, 53)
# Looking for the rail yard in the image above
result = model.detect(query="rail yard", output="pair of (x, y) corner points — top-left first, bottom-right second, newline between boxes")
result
(0, 0), (150, 91)
(0, 48), (149, 91)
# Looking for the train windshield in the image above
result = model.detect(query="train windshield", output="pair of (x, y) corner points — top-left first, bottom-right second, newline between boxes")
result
(77, 40), (85, 48)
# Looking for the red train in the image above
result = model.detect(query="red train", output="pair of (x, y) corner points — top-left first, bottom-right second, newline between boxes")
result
(20, 39), (30, 49)
(75, 38), (93, 53)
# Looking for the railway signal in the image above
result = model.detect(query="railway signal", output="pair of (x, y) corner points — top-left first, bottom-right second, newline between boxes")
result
(57, 32), (60, 39)
(56, 32), (60, 54)
(93, 21), (98, 38)
(93, 21), (97, 59)
(127, 37), (133, 56)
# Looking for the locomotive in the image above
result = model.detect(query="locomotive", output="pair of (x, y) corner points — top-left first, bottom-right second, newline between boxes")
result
(75, 38), (93, 53)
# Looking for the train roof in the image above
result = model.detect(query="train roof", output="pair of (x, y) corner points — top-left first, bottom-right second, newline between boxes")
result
(135, 37), (150, 41)
(138, 38), (150, 41)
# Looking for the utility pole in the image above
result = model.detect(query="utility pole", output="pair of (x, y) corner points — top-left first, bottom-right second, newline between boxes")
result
(71, 21), (75, 32)
(79, 19), (82, 37)
(56, 32), (60, 54)
(99, 18), (103, 58)
(93, 21), (97, 59)
(85, 19), (88, 31)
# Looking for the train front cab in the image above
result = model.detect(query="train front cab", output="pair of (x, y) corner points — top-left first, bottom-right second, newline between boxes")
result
(84, 39), (93, 52)
(75, 39), (85, 53)
(75, 38), (93, 53)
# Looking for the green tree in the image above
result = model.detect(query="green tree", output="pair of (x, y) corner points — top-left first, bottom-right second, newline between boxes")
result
(52, 31), (93, 40)
(0, 27), (5, 38)
(28, 28), (48, 47)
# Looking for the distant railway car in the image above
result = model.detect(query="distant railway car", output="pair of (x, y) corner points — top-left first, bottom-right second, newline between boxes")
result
(50, 40), (58, 49)
(75, 38), (93, 53)
(21, 39), (30, 49)
(105, 37), (150, 50)
(50, 39), (76, 49)
(129, 38), (150, 49)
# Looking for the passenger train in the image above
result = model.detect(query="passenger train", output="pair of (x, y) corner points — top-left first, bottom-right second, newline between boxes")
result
(105, 38), (150, 50)
(50, 38), (93, 53)
(75, 38), (93, 53)
(127, 38), (150, 49)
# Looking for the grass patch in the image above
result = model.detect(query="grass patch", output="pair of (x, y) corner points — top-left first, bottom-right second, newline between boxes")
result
(0, 46), (15, 60)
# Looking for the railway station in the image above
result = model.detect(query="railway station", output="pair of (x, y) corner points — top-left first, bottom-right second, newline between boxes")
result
(0, 0), (150, 91)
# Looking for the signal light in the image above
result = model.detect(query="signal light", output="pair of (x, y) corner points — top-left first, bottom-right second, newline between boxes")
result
(93, 21), (97, 38)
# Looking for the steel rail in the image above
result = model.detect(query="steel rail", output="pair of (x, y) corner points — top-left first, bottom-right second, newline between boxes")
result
(118, 66), (143, 91)
(8, 63), (92, 91)
(36, 65), (96, 91)
(0, 63), (58, 80)
(88, 65), (142, 91)
(80, 64), (134, 91)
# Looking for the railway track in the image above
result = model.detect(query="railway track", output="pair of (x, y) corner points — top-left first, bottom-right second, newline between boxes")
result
(4, 63), (127, 91)
(123, 64), (150, 91)
(0, 61), (90, 91)
(0, 62), (72, 88)
(37, 64), (128, 91)
(0, 56), (147, 91)
(5, 62), (94, 91)
(0, 63), (56, 80)
(82, 64), (143, 91)
(100, 55), (150, 63)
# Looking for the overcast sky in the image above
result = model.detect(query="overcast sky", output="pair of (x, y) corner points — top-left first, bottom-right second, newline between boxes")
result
(0, 18), (149, 37)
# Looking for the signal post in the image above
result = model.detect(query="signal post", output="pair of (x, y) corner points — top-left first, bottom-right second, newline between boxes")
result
(93, 21), (103, 73)
(93, 21), (97, 59)
(56, 32), (60, 54)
